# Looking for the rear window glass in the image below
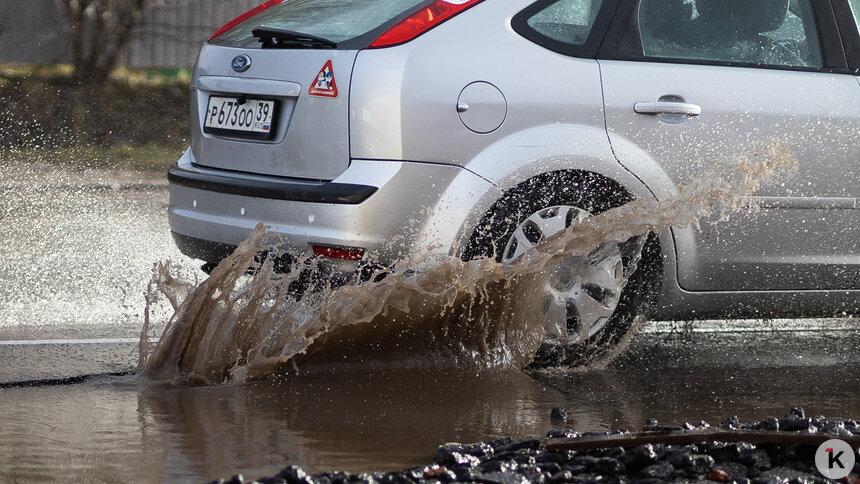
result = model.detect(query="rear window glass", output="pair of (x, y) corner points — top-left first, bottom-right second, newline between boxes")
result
(211, 0), (431, 47)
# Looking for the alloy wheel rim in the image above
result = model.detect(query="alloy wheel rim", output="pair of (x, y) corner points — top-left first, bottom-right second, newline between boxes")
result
(500, 205), (627, 342)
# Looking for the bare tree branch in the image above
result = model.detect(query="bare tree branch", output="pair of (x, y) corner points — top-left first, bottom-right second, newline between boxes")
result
(54, 0), (151, 84)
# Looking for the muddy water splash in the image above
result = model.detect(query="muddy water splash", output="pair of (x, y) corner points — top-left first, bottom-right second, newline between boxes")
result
(141, 144), (797, 383)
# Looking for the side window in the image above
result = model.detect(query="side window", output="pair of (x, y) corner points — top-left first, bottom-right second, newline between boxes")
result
(850, 0), (860, 33)
(638, 0), (824, 69)
(522, 0), (605, 47)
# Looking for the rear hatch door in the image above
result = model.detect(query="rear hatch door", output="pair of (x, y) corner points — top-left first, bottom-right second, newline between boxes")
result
(190, 0), (430, 181)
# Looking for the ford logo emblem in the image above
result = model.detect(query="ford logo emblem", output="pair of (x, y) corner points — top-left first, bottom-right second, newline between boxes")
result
(231, 54), (252, 73)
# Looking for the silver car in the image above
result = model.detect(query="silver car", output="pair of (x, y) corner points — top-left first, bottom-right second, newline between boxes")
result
(168, 0), (860, 362)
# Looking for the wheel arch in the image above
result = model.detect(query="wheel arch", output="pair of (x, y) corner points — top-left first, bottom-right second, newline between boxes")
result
(435, 124), (674, 256)
(461, 169), (640, 260)
(413, 124), (678, 300)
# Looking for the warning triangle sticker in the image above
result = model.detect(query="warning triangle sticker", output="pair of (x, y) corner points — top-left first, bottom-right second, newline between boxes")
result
(308, 59), (339, 98)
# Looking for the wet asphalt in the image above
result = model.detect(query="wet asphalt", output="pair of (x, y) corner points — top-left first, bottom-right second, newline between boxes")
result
(1, 324), (858, 482)
(0, 162), (858, 482)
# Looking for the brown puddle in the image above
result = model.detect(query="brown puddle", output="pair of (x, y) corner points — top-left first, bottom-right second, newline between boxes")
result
(140, 144), (798, 384)
(1, 328), (858, 482)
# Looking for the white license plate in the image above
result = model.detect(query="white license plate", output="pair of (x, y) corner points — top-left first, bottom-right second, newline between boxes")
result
(204, 96), (275, 136)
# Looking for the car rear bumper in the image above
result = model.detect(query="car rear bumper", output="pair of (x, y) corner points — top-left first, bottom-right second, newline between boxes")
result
(168, 165), (378, 204)
(171, 231), (237, 265)
(168, 149), (490, 269)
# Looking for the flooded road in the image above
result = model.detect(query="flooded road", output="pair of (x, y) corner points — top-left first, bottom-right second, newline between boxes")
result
(0, 161), (858, 482)
(1, 326), (858, 482)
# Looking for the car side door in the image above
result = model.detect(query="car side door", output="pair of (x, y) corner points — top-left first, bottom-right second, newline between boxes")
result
(598, 0), (860, 292)
(839, 0), (860, 289)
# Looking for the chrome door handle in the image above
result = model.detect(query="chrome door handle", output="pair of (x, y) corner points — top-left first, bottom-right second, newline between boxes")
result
(634, 101), (702, 116)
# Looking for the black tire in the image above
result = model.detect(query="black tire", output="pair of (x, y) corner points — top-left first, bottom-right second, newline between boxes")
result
(463, 171), (662, 368)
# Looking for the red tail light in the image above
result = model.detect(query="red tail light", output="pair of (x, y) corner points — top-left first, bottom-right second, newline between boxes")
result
(369, 0), (484, 48)
(209, 0), (286, 41)
(313, 245), (366, 261)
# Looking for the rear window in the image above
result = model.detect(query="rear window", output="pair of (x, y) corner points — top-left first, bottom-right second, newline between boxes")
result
(211, 0), (432, 48)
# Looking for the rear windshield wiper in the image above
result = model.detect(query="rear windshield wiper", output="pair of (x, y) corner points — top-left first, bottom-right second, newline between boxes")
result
(252, 26), (337, 49)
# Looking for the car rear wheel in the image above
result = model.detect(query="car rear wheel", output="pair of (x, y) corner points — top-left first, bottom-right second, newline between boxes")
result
(500, 205), (630, 343)
(464, 172), (661, 367)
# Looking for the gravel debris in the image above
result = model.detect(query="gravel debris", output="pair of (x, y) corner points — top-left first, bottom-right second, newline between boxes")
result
(210, 409), (860, 484)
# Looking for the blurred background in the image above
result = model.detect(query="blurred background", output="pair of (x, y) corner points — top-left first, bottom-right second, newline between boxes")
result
(0, 0), (259, 170)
